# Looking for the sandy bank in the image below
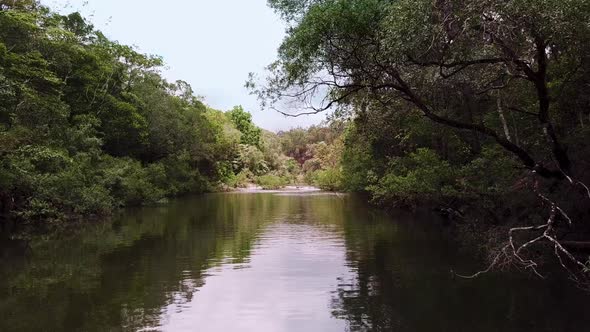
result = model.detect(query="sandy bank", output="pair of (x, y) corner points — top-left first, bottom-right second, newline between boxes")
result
(234, 185), (323, 194)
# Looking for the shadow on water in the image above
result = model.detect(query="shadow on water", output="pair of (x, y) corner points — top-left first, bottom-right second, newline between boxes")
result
(331, 202), (590, 332)
(0, 193), (587, 331)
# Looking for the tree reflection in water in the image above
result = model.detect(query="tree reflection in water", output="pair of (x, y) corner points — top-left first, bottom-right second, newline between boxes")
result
(0, 193), (588, 332)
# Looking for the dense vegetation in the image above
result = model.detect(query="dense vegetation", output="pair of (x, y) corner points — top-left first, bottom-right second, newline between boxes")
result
(254, 0), (590, 287)
(0, 1), (299, 228)
(2, 0), (590, 289)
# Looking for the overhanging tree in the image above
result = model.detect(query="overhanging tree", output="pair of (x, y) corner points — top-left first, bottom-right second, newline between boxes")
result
(255, 0), (590, 287)
(257, 0), (590, 179)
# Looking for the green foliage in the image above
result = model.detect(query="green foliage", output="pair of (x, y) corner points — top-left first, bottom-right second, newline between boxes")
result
(100, 157), (166, 206)
(340, 124), (374, 191)
(234, 144), (269, 176)
(310, 167), (343, 191)
(258, 0), (590, 189)
(228, 106), (262, 147)
(458, 147), (519, 197)
(255, 174), (289, 190)
(240, 0), (590, 290)
(225, 169), (253, 189)
(2, 146), (109, 222)
(367, 149), (456, 207)
(0, 3), (316, 226)
(276, 123), (346, 189)
(278, 123), (344, 166)
(0, 4), (263, 226)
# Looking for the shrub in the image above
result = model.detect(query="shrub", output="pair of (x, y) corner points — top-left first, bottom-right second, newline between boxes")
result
(367, 148), (457, 207)
(255, 174), (289, 190)
(100, 157), (165, 206)
(226, 169), (253, 188)
(159, 152), (210, 195)
(5, 148), (115, 222)
(16, 198), (63, 223)
(234, 144), (268, 175)
(312, 167), (343, 191)
(74, 184), (114, 216)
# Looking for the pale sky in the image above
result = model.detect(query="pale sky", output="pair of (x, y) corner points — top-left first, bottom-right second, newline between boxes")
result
(40, 0), (328, 131)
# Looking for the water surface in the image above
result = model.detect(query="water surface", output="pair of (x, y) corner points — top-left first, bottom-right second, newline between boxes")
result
(0, 192), (588, 331)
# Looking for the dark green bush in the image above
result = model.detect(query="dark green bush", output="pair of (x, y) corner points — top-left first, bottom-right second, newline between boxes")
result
(311, 167), (344, 191)
(367, 148), (457, 207)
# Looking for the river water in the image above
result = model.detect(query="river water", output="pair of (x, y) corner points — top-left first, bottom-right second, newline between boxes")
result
(0, 192), (588, 331)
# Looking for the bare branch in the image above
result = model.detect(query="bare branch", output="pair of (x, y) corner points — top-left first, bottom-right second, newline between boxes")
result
(456, 184), (590, 290)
